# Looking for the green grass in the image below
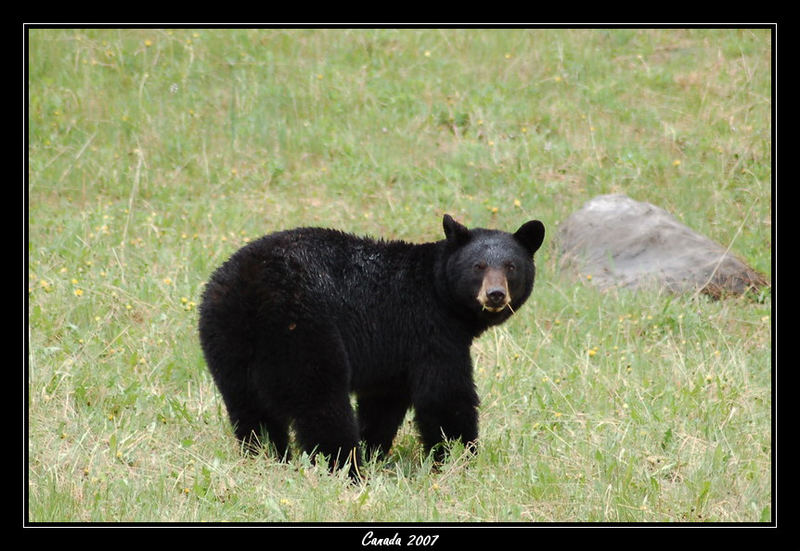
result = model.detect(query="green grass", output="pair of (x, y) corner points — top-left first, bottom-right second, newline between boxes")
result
(27, 28), (772, 523)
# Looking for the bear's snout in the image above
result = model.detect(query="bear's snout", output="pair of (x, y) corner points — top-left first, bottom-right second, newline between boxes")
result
(486, 288), (507, 306)
(477, 268), (511, 312)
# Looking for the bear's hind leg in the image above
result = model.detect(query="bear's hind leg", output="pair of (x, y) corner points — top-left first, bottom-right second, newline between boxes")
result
(227, 402), (291, 460)
(357, 392), (410, 461)
(293, 395), (362, 480)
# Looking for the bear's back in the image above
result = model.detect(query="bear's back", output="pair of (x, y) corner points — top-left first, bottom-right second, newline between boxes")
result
(203, 227), (437, 323)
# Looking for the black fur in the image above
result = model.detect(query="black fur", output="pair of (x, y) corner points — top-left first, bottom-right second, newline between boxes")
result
(198, 215), (544, 479)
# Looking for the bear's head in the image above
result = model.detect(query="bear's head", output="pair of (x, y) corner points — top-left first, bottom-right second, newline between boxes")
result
(439, 214), (545, 329)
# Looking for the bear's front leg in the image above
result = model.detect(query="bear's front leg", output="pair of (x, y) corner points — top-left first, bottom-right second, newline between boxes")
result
(412, 384), (479, 465)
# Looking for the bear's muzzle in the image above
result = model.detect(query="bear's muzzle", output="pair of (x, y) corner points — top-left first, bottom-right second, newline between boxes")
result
(477, 268), (511, 312)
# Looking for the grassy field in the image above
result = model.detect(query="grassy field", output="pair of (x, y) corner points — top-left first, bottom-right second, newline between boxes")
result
(27, 28), (772, 524)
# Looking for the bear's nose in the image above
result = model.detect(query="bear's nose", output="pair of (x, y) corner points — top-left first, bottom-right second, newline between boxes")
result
(487, 288), (507, 306)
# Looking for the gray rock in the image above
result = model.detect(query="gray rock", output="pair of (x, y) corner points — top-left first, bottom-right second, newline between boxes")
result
(557, 194), (768, 297)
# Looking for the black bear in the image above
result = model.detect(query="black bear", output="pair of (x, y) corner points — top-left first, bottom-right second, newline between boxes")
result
(198, 214), (545, 479)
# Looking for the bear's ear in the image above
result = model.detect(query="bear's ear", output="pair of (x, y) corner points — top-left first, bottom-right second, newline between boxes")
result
(443, 214), (471, 244)
(514, 220), (545, 256)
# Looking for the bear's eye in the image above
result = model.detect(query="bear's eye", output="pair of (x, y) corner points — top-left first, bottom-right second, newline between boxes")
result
(505, 262), (516, 272)
(474, 261), (488, 271)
